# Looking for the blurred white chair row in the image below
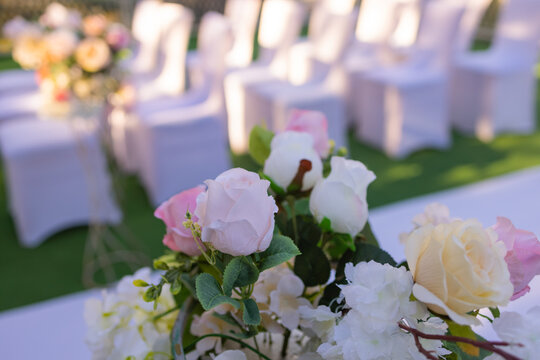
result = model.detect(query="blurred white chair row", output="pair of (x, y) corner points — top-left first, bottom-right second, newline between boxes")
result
(354, 0), (540, 158)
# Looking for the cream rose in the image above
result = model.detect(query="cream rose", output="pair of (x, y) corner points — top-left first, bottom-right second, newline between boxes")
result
(405, 219), (513, 325)
(263, 131), (323, 191)
(13, 33), (46, 69)
(195, 168), (278, 256)
(309, 157), (375, 237)
(75, 37), (111, 72)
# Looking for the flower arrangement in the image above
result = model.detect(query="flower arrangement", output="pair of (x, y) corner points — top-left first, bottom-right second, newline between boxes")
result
(3, 2), (130, 104)
(85, 110), (540, 360)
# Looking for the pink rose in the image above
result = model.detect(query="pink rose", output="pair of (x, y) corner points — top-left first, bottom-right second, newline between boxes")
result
(106, 23), (130, 50)
(154, 186), (205, 256)
(195, 168), (278, 256)
(285, 109), (330, 158)
(82, 14), (108, 37)
(493, 217), (540, 300)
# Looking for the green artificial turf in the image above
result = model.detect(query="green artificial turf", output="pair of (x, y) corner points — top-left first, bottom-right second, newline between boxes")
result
(1, 60), (540, 312)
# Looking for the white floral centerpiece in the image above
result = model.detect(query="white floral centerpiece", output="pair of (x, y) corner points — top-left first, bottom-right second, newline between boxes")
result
(85, 110), (540, 360)
(3, 3), (130, 115)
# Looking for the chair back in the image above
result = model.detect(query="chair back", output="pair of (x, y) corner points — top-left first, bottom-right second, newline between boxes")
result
(454, 0), (492, 52)
(492, 0), (540, 67)
(414, 0), (465, 69)
(257, 0), (306, 66)
(131, 0), (163, 72)
(154, 4), (194, 95)
(356, 0), (404, 44)
(224, 0), (262, 68)
(309, 0), (356, 41)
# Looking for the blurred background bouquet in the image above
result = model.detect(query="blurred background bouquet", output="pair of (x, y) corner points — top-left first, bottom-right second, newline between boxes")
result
(2, 2), (130, 109)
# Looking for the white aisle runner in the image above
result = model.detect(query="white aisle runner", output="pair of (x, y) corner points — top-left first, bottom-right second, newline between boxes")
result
(1, 166), (540, 359)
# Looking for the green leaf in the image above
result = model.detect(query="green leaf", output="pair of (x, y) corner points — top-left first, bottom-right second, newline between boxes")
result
(242, 298), (261, 325)
(260, 173), (286, 196)
(357, 221), (379, 246)
(320, 217), (333, 232)
(133, 279), (148, 287)
(171, 277), (182, 295)
(249, 125), (274, 165)
(326, 233), (355, 259)
(195, 273), (241, 311)
(294, 246), (331, 286)
(259, 234), (300, 271)
(352, 243), (396, 266)
(444, 320), (492, 359)
(222, 256), (259, 297)
(180, 273), (197, 299)
(489, 307), (500, 319)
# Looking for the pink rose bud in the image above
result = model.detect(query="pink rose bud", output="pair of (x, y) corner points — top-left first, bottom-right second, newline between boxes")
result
(493, 217), (540, 300)
(106, 23), (130, 50)
(285, 109), (330, 158)
(154, 186), (205, 256)
(195, 168), (278, 256)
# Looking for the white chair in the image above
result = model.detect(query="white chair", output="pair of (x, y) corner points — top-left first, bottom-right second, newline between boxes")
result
(187, 0), (262, 89)
(0, 120), (121, 247)
(0, 69), (38, 96)
(450, 0), (540, 141)
(225, 0), (306, 153)
(0, 91), (42, 123)
(344, 0), (421, 126)
(132, 3), (193, 102)
(287, 0), (357, 86)
(244, 10), (358, 150)
(134, 12), (234, 205)
(357, 0), (465, 158)
(126, 0), (164, 74)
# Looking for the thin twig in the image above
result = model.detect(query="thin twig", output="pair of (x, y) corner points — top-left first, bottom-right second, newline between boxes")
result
(398, 321), (523, 360)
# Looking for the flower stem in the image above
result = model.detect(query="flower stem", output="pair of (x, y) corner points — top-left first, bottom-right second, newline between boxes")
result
(184, 334), (271, 360)
(287, 196), (299, 243)
(280, 329), (291, 359)
(152, 305), (180, 321)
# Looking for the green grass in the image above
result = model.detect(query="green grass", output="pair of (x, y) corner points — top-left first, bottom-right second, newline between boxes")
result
(1, 59), (540, 312)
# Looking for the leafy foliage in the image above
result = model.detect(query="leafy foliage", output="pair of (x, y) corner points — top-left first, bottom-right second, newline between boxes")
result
(249, 125), (274, 165)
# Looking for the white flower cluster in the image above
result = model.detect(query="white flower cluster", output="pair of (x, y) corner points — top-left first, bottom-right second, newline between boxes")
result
(486, 306), (540, 360)
(84, 268), (178, 360)
(301, 261), (449, 360)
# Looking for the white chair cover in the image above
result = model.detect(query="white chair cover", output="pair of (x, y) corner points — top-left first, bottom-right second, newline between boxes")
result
(134, 3), (193, 101)
(357, 0), (465, 158)
(134, 13), (234, 205)
(450, 0), (540, 140)
(225, 0), (307, 153)
(187, 0), (261, 90)
(243, 10), (357, 151)
(128, 0), (164, 73)
(0, 69), (38, 95)
(0, 120), (121, 247)
(0, 91), (42, 123)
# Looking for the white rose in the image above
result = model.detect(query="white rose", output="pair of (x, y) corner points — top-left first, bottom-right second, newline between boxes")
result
(263, 131), (323, 191)
(309, 157), (376, 237)
(214, 350), (247, 360)
(405, 219), (514, 325)
(195, 168), (278, 256)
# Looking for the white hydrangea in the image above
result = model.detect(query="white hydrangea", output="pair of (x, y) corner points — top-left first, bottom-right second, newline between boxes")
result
(269, 273), (311, 331)
(316, 261), (448, 360)
(84, 268), (178, 360)
(485, 306), (540, 360)
(298, 305), (339, 341)
(214, 350), (247, 360)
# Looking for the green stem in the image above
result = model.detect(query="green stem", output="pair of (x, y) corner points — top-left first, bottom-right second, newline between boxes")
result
(280, 329), (291, 359)
(153, 305), (181, 321)
(287, 196), (299, 243)
(184, 334), (271, 360)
